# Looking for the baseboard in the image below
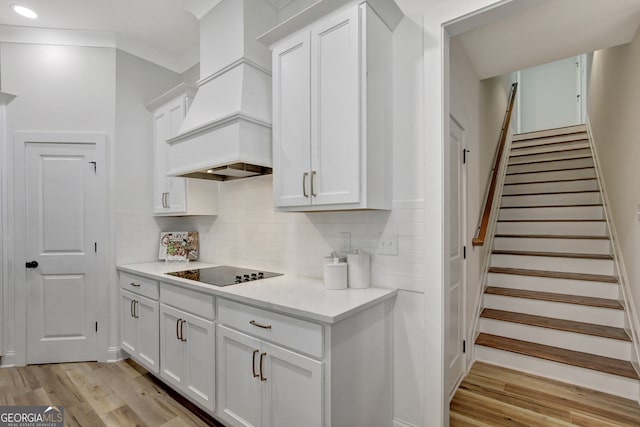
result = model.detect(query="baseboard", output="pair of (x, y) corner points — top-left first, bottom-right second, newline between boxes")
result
(105, 346), (126, 363)
(393, 418), (419, 427)
(0, 351), (16, 367)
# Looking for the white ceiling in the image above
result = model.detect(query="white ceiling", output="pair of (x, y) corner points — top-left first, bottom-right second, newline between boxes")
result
(0, 0), (200, 64)
(456, 0), (640, 79)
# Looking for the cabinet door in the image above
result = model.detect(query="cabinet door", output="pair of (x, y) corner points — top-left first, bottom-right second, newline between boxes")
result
(272, 31), (312, 208)
(261, 342), (323, 427)
(136, 294), (159, 374)
(217, 326), (262, 427)
(182, 311), (215, 412)
(153, 109), (171, 213)
(120, 289), (138, 356)
(159, 304), (185, 389)
(310, 7), (361, 206)
(165, 101), (188, 213)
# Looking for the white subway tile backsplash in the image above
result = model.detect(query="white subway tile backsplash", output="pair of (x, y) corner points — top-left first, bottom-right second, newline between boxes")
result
(115, 175), (425, 291)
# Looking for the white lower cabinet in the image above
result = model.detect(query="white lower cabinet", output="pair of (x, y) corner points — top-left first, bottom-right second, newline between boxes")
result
(217, 325), (322, 427)
(120, 289), (159, 373)
(160, 303), (215, 412)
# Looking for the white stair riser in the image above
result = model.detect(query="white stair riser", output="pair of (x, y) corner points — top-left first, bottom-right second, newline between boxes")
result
(495, 221), (608, 236)
(510, 140), (589, 156)
(505, 168), (596, 184)
(490, 254), (615, 275)
(502, 179), (599, 195)
(478, 318), (631, 360)
(509, 149), (592, 166)
(499, 205), (604, 220)
(488, 273), (619, 299)
(500, 192), (601, 207)
(507, 157), (594, 174)
(512, 126), (586, 141)
(493, 237), (610, 254)
(483, 294), (624, 327)
(474, 347), (638, 400)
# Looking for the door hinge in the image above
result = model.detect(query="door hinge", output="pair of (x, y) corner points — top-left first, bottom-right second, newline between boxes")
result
(94, 242), (97, 253)
(89, 161), (97, 173)
(463, 340), (466, 353)
(463, 246), (467, 259)
(95, 322), (98, 332)
(463, 149), (468, 164)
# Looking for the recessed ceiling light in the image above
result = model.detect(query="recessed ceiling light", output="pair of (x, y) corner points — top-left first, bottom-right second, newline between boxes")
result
(11, 4), (38, 19)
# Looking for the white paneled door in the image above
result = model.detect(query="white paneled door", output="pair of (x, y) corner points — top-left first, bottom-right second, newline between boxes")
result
(19, 134), (106, 364)
(446, 117), (466, 395)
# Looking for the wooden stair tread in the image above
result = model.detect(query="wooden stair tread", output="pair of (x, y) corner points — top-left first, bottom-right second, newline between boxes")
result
(480, 308), (631, 341)
(504, 177), (597, 185)
(492, 250), (613, 260)
(507, 166), (594, 176)
(487, 267), (619, 283)
(494, 233), (609, 240)
(484, 287), (623, 310)
(475, 333), (639, 379)
(500, 203), (602, 209)
(502, 190), (599, 196)
(511, 137), (588, 149)
(497, 219), (605, 223)
(508, 155), (592, 166)
(509, 145), (590, 158)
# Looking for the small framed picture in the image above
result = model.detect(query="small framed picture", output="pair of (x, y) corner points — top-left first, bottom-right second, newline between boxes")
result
(159, 231), (199, 261)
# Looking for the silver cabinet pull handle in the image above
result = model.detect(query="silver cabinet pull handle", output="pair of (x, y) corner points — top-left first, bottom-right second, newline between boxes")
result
(311, 171), (317, 197)
(130, 282), (140, 287)
(252, 349), (259, 378)
(165, 192), (170, 208)
(259, 352), (267, 381)
(162, 192), (166, 208)
(130, 300), (134, 318)
(176, 318), (182, 341)
(250, 320), (272, 330)
(132, 301), (139, 319)
(180, 319), (187, 342)
(303, 172), (309, 197)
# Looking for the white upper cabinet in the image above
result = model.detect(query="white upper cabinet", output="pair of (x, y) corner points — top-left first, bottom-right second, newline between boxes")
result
(147, 83), (219, 216)
(271, 3), (394, 211)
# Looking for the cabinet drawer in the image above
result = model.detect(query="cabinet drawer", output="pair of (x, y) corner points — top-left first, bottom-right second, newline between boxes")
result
(218, 299), (323, 358)
(120, 272), (159, 300)
(160, 282), (215, 320)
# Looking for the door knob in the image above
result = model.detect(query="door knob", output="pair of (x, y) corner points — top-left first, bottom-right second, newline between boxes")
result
(25, 261), (39, 269)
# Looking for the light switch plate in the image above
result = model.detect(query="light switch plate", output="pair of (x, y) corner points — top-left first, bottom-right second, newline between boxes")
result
(378, 234), (398, 255)
(340, 232), (351, 253)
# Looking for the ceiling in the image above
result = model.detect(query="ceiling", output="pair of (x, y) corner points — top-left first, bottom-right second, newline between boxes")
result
(455, 0), (640, 79)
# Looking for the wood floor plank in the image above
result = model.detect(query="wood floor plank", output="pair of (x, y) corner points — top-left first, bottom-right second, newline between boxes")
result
(480, 308), (630, 341)
(451, 362), (640, 426)
(487, 267), (619, 283)
(475, 333), (639, 379)
(0, 360), (222, 427)
(484, 287), (624, 310)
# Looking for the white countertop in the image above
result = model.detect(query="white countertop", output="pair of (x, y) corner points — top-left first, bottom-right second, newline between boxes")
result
(117, 262), (397, 324)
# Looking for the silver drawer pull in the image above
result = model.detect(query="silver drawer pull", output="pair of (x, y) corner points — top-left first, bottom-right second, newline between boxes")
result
(250, 320), (272, 330)
(130, 282), (141, 287)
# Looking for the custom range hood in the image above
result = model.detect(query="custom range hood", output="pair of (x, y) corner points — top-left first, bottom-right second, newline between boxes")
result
(167, 0), (277, 181)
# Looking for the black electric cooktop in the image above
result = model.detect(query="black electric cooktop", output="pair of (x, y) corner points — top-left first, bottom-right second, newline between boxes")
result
(166, 265), (282, 287)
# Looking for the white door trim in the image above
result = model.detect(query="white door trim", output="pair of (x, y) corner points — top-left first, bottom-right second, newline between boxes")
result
(13, 131), (108, 366)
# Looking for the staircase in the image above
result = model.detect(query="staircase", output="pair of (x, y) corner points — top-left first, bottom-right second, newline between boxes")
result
(474, 124), (640, 400)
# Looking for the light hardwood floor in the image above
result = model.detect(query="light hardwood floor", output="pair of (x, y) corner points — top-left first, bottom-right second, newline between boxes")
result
(451, 362), (640, 426)
(0, 359), (222, 426)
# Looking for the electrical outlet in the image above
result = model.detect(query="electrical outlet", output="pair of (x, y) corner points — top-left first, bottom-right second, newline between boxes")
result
(378, 234), (398, 255)
(339, 232), (351, 253)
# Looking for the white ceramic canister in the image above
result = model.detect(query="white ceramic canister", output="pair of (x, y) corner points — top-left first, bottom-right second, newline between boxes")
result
(323, 254), (348, 290)
(347, 248), (370, 289)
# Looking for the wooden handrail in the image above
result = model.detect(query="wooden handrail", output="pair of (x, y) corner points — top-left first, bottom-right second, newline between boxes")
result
(472, 82), (518, 246)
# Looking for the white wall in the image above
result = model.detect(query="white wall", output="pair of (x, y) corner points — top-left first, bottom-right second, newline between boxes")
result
(0, 42), (116, 364)
(111, 50), (184, 354)
(588, 27), (640, 350)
